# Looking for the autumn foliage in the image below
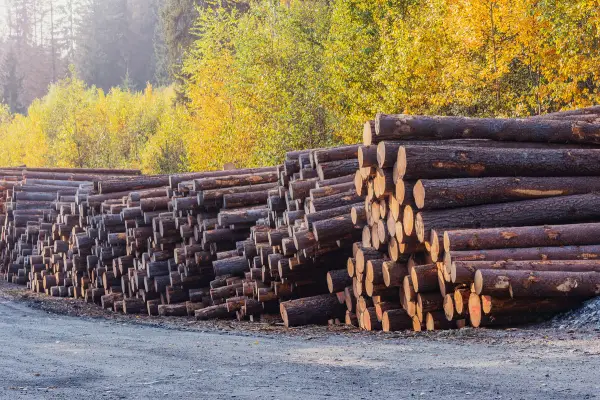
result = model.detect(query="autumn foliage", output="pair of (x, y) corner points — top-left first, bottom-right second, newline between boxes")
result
(1, 0), (599, 172)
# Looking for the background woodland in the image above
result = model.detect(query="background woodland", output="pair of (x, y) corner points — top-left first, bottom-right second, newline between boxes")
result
(0, 0), (598, 172)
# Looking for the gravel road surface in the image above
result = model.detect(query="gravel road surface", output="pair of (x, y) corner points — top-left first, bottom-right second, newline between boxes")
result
(1, 284), (599, 400)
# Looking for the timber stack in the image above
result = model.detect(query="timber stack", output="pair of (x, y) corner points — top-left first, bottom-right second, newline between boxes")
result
(348, 105), (600, 332)
(3, 105), (600, 333)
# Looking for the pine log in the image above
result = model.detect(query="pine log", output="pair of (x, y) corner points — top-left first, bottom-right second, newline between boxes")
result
(444, 223), (600, 252)
(313, 145), (360, 165)
(158, 304), (188, 317)
(218, 207), (269, 225)
(222, 190), (270, 209)
(317, 160), (359, 180)
(280, 294), (346, 327)
(474, 269), (600, 297)
(382, 309), (413, 331)
(195, 304), (234, 320)
(327, 269), (353, 293)
(410, 263), (439, 293)
(415, 193), (600, 243)
(415, 176), (600, 210)
(213, 256), (248, 277)
(374, 113), (600, 145)
(123, 298), (145, 314)
(193, 171), (279, 191)
(313, 215), (357, 243)
(451, 259), (600, 285)
(398, 145), (600, 181)
(445, 245), (600, 272)
(480, 295), (582, 315)
(310, 191), (363, 213)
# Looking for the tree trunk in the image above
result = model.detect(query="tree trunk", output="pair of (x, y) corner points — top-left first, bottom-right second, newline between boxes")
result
(313, 145), (360, 165)
(193, 171), (278, 191)
(223, 190), (270, 209)
(280, 294), (346, 327)
(415, 193), (600, 243)
(327, 269), (353, 293)
(474, 269), (600, 297)
(218, 207), (269, 225)
(382, 309), (413, 331)
(200, 182), (277, 207)
(444, 223), (600, 252)
(316, 160), (359, 181)
(414, 177), (600, 210)
(400, 145), (600, 181)
(374, 113), (600, 145)
(212, 256), (248, 277)
(313, 215), (358, 243)
(310, 191), (363, 213)
(451, 259), (600, 285)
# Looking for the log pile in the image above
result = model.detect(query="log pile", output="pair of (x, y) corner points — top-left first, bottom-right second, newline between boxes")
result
(3, 105), (600, 334)
(348, 107), (600, 331)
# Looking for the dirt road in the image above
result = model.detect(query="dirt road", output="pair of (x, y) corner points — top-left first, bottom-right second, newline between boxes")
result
(1, 285), (599, 399)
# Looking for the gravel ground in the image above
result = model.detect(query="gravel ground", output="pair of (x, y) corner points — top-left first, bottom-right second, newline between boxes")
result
(1, 281), (599, 399)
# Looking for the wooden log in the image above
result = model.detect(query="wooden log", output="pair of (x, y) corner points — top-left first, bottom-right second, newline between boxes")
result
(416, 292), (444, 322)
(361, 307), (382, 331)
(310, 191), (363, 213)
(355, 248), (383, 275)
(317, 160), (359, 180)
(280, 294), (346, 327)
(410, 263), (438, 293)
(223, 190), (270, 209)
(445, 245), (600, 272)
(305, 203), (360, 229)
(397, 145), (600, 180)
(147, 299), (160, 316)
(218, 207), (269, 225)
(425, 311), (458, 331)
(414, 177), (600, 210)
(193, 171), (278, 191)
(327, 269), (353, 293)
(382, 309), (413, 331)
(123, 298), (145, 314)
(313, 145), (360, 165)
(444, 223), (600, 252)
(415, 193), (600, 243)
(451, 260), (600, 285)
(366, 259), (385, 285)
(313, 215), (357, 243)
(195, 304), (234, 320)
(480, 295), (582, 315)
(474, 269), (600, 297)
(199, 182), (278, 207)
(158, 304), (188, 317)
(383, 261), (408, 287)
(374, 113), (600, 145)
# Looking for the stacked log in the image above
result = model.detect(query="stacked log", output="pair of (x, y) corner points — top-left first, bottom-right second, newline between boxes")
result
(354, 111), (600, 331)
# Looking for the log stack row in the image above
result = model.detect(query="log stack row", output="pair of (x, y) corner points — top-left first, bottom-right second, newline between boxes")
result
(346, 107), (600, 331)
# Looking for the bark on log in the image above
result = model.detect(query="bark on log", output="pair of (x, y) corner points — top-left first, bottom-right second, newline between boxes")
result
(305, 203), (361, 229)
(474, 269), (600, 297)
(123, 298), (145, 314)
(410, 263), (439, 293)
(444, 223), (600, 252)
(195, 304), (234, 320)
(382, 309), (413, 331)
(327, 269), (353, 293)
(218, 207), (269, 225)
(415, 193), (600, 243)
(317, 160), (359, 180)
(280, 294), (346, 327)
(446, 245), (600, 272)
(451, 259), (600, 285)
(313, 215), (357, 243)
(193, 171), (279, 191)
(213, 256), (248, 277)
(480, 295), (582, 315)
(223, 190), (270, 209)
(374, 113), (600, 145)
(313, 145), (360, 165)
(398, 145), (600, 181)
(158, 304), (188, 317)
(414, 177), (600, 210)
(310, 191), (363, 213)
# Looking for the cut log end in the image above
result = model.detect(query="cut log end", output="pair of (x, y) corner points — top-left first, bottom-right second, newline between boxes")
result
(413, 180), (425, 209)
(468, 293), (483, 328)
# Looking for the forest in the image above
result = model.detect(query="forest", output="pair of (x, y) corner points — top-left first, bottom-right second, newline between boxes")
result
(0, 0), (598, 173)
